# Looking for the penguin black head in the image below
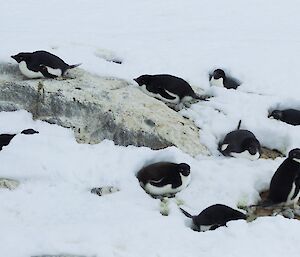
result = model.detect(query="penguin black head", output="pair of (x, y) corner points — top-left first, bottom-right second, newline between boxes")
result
(288, 148), (300, 163)
(177, 163), (190, 176)
(11, 53), (31, 63)
(133, 75), (152, 86)
(268, 110), (283, 120)
(242, 138), (261, 156)
(212, 69), (226, 79)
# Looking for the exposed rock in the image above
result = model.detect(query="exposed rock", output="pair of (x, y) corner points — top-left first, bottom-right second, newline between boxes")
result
(0, 63), (208, 157)
(260, 147), (285, 160)
(0, 178), (20, 190)
(246, 190), (300, 220)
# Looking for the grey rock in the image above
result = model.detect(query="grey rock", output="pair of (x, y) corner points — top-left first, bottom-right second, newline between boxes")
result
(0, 63), (208, 157)
(280, 208), (295, 219)
(0, 178), (20, 190)
(91, 186), (120, 196)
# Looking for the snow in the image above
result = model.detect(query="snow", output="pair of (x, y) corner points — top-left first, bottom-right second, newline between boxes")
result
(1, 0), (300, 256)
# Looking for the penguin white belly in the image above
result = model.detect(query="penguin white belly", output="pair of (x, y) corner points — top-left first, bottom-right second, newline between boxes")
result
(144, 173), (191, 196)
(230, 150), (260, 160)
(210, 77), (224, 88)
(45, 66), (62, 77)
(286, 182), (300, 208)
(19, 61), (43, 78)
(199, 225), (214, 232)
(140, 85), (180, 104)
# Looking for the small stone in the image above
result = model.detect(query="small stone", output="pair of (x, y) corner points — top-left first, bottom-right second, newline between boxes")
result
(280, 209), (295, 219)
(294, 209), (300, 217)
(0, 178), (20, 190)
(91, 186), (119, 196)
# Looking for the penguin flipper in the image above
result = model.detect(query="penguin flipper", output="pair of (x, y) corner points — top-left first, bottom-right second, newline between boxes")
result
(39, 65), (58, 79)
(149, 177), (168, 187)
(158, 88), (176, 100)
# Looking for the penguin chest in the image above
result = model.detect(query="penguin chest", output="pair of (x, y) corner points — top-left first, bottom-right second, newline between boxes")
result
(144, 173), (191, 196)
(286, 182), (300, 206)
(230, 150), (260, 160)
(140, 85), (180, 104)
(210, 77), (224, 88)
(19, 61), (43, 78)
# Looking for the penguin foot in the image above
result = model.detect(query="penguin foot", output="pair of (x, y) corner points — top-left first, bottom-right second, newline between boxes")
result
(159, 197), (170, 216)
(175, 197), (185, 206)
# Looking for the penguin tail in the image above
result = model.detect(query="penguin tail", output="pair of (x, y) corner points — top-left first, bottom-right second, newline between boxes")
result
(68, 63), (82, 69)
(179, 208), (193, 218)
(237, 120), (242, 130)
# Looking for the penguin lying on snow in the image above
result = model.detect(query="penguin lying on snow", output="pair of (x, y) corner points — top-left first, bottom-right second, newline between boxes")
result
(180, 204), (247, 232)
(136, 162), (191, 198)
(268, 109), (300, 126)
(11, 50), (81, 79)
(219, 120), (261, 160)
(134, 74), (208, 110)
(0, 129), (39, 151)
(209, 69), (240, 89)
(267, 148), (300, 209)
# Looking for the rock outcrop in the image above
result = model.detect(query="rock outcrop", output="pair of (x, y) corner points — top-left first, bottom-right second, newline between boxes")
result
(0, 63), (208, 157)
(0, 178), (20, 190)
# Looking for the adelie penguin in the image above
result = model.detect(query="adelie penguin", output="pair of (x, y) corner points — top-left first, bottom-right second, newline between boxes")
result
(180, 204), (247, 232)
(0, 129), (39, 151)
(219, 120), (261, 160)
(209, 69), (240, 89)
(11, 50), (81, 79)
(136, 162), (191, 198)
(268, 109), (300, 126)
(133, 74), (208, 111)
(267, 148), (300, 209)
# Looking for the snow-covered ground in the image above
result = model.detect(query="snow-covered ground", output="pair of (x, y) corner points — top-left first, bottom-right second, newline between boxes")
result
(1, 0), (300, 256)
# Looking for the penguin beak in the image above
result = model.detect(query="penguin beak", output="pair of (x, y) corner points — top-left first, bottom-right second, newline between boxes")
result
(11, 55), (16, 60)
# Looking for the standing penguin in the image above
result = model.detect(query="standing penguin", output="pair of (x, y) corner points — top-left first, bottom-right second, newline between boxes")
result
(134, 74), (207, 110)
(11, 50), (81, 79)
(268, 148), (300, 209)
(180, 204), (247, 232)
(209, 69), (240, 89)
(219, 120), (261, 160)
(268, 109), (300, 126)
(136, 162), (191, 198)
(0, 129), (39, 151)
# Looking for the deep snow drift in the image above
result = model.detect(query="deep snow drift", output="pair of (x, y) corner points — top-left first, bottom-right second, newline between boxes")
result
(1, 0), (300, 256)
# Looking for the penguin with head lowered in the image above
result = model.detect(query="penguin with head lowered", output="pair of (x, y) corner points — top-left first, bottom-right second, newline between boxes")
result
(219, 120), (261, 160)
(268, 109), (300, 126)
(267, 148), (300, 209)
(134, 74), (207, 111)
(209, 69), (240, 89)
(180, 204), (247, 232)
(0, 129), (39, 151)
(11, 50), (81, 79)
(136, 162), (191, 198)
